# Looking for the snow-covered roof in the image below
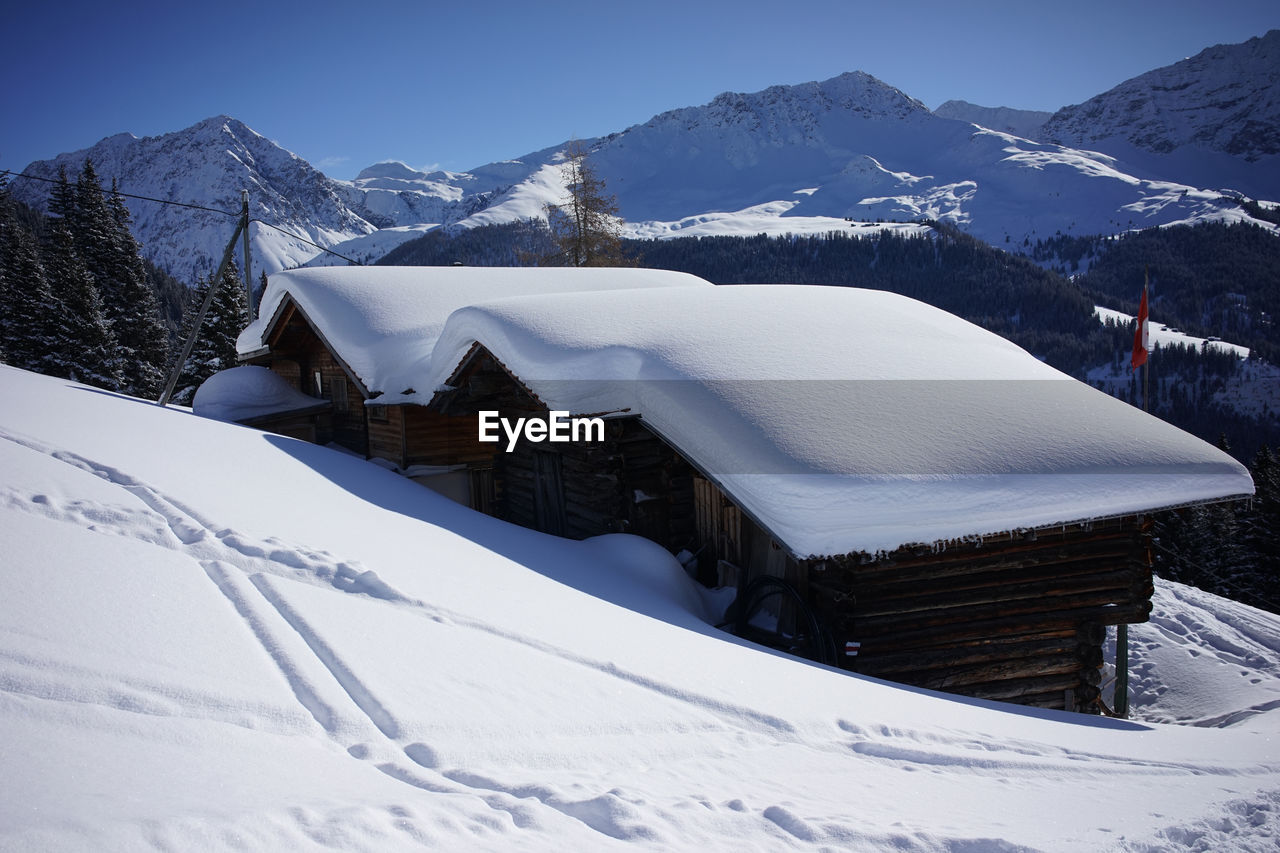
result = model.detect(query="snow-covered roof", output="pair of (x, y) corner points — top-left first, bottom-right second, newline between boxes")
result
(240, 267), (1252, 557)
(237, 266), (714, 404)
(422, 285), (1254, 556)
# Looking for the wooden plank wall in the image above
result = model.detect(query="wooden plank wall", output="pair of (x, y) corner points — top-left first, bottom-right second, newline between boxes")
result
(306, 347), (365, 453)
(805, 517), (1154, 712)
(253, 309), (365, 455)
(401, 408), (497, 469)
(366, 406), (405, 466)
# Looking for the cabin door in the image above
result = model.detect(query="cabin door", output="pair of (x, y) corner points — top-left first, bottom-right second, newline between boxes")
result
(693, 476), (742, 585)
(533, 450), (567, 537)
(469, 466), (495, 515)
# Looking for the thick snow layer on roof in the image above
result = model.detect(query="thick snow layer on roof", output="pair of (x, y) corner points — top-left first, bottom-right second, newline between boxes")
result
(238, 266), (712, 404)
(193, 366), (325, 423)
(426, 285), (1254, 556)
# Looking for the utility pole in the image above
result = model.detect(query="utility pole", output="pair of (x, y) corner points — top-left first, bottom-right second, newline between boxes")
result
(157, 190), (250, 407)
(240, 189), (253, 322)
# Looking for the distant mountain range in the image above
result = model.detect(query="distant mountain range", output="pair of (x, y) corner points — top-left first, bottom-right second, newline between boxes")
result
(932, 101), (1053, 141)
(12, 30), (1279, 282)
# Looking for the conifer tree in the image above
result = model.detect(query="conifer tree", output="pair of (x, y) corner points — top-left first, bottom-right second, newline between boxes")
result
(170, 262), (248, 404)
(0, 180), (62, 374)
(71, 161), (170, 396)
(1243, 446), (1280, 600)
(42, 213), (123, 390)
(47, 166), (77, 226)
(543, 141), (631, 267)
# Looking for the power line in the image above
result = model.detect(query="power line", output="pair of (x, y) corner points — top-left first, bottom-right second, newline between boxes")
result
(1150, 535), (1280, 613)
(1, 169), (237, 217)
(251, 219), (364, 266)
(3, 168), (364, 266)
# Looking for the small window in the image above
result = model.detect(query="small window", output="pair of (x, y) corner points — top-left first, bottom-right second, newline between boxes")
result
(367, 404), (389, 423)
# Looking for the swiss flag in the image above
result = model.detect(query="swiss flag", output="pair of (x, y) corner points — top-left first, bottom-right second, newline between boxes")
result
(1131, 280), (1149, 370)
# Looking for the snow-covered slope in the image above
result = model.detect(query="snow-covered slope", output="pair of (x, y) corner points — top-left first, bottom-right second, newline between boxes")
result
(933, 99), (1053, 141)
(3, 364), (1280, 850)
(568, 71), (1264, 247)
(1041, 30), (1280, 200)
(430, 68), (1274, 246)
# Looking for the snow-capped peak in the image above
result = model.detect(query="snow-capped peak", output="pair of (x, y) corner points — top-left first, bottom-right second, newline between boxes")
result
(1040, 30), (1280, 198)
(12, 115), (378, 283)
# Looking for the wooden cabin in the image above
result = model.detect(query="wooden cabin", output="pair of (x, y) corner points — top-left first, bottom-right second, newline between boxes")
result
(228, 267), (1254, 713)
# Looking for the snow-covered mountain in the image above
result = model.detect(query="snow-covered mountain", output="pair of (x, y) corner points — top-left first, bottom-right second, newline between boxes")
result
(14, 31), (1278, 280)
(12, 117), (380, 284)
(932, 99), (1052, 141)
(1041, 29), (1280, 200)
(335, 68), (1272, 256)
(573, 70), (1266, 247)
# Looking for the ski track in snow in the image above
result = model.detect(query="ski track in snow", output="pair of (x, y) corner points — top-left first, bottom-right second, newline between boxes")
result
(0, 426), (822, 843)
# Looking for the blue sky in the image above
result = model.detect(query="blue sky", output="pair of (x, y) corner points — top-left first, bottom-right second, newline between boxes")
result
(3, 0), (1276, 181)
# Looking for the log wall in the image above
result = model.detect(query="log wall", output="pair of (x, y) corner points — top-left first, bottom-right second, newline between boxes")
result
(252, 303), (366, 454)
(805, 517), (1154, 712)
(499, 417), (698, 548)
(402, 407), (498, 469)
(366, 405), (404, 466)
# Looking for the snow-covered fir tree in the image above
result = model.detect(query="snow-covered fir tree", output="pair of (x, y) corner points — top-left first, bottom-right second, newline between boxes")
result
(0, 180), (62, 375)
(41, 210), (123, 390)
(169, 263), (248, 405)
(70, 161), (170, 397)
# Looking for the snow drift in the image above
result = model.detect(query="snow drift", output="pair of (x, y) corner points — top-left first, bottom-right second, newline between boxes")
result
(1, 365), (1279, 850)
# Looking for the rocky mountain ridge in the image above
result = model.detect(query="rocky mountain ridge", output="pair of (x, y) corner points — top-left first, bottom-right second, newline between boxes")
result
(11, 33), (1278, 280)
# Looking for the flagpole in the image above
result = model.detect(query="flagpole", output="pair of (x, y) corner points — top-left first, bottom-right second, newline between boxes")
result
(1142, 266), (1150, 415)
(1117, 267), (1149, 719)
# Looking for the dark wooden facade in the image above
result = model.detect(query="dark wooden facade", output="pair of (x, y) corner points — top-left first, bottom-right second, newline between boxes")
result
(244, 312), (1154, 714)
(806, 517), (1152, 712)
(432, 346), (700, 551)
(246, 297), (368, 453)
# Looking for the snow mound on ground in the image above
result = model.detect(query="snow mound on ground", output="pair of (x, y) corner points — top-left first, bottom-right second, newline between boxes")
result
(1117, 578), (1280, 729)
(193, 365), (324, 423)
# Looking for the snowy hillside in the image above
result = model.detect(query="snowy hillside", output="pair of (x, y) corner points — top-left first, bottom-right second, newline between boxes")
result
(1041, 30), (1280, 200)
(420, 71), (1269, 248)
(3, 363), (1280, 851)
(571, 71), (1265, 248)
